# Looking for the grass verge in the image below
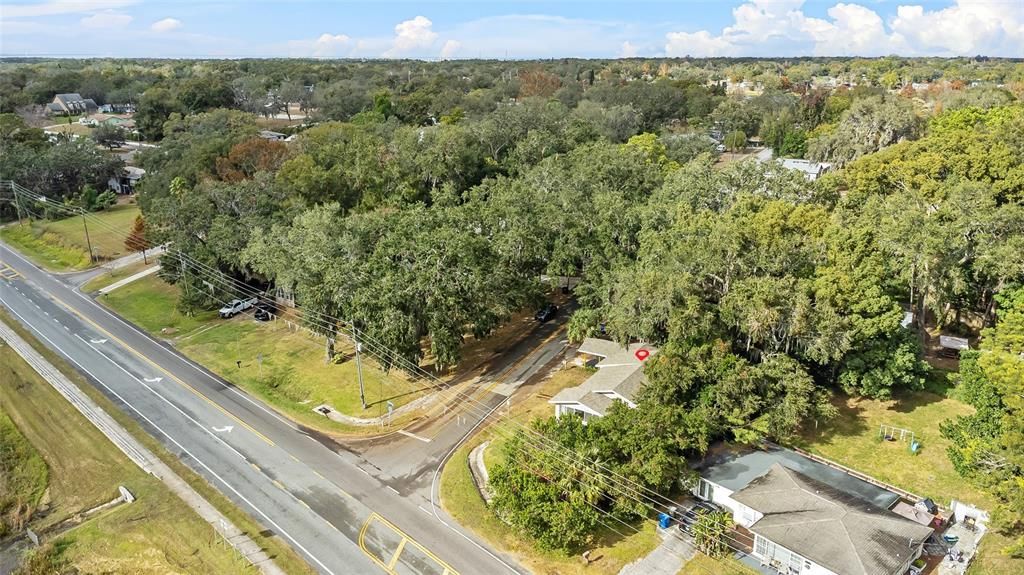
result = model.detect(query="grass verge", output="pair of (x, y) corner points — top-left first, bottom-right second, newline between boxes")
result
(0, 225), (91, 271)
(98, 273), (424, 434)
(79, 259), (156, 294)
(0, 307), (315, 575)
(0, 322), (254, 574)
(0, 410), (48, 539)
(0, 204), (140, 271)
(677, 553), (760, 575)
(440, 365), (660, 574)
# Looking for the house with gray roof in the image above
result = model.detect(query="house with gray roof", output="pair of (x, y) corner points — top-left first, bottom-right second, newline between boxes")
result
(47, 93), (98, 116)
(693, 446), (932, 575)
(548, 338), (655, 421)
(779, 158), (831, 181)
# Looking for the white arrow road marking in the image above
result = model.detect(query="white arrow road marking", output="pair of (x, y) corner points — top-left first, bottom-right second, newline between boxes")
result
(212, 425), (234, 433)
(90, 338), (108, 344)
(143, 377), (163, 383)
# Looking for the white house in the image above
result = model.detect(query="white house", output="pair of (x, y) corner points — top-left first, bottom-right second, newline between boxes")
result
(779, 158), (832, 181)
(548, 338), (655, 421)
(108, 166), (146, 195)
(692, 446), (933, 575)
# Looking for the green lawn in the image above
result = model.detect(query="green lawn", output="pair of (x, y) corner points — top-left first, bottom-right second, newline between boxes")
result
(0, 330), (250, 574)
(0, 224), (91, 271)
(969, 529), (1024, 575)
(79, 259), (157, 294)
(0, 204), (140, 271)
(99, 273), (424, 432)
(440, 365), (662, 575)
(792, 377), (998, 511)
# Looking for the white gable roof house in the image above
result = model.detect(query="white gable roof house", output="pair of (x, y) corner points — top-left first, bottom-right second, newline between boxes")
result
(692, 445), (934, 575)
(548, 338), (656, 421)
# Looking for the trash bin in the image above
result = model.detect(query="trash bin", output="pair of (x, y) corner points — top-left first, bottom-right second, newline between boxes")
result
(658, 513), (671, 529)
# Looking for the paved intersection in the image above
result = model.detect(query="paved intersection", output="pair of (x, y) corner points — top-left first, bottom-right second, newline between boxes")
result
(0, 240), (543, 575)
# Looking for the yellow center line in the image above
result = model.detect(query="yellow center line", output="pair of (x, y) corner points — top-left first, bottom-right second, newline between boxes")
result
(38, 287), (275, 446)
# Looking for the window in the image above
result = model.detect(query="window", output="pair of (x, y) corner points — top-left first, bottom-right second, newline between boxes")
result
(696, 479), (714, 501)
(754, 535), (770, 558)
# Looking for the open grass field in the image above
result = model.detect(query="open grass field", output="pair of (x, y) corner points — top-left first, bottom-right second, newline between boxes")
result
(0, 308), (315, 575)
(440, 365), (663, 575)
(98, 273), (425, 432)
(0, 329), (250, 574)
(0, 204), (140, 271)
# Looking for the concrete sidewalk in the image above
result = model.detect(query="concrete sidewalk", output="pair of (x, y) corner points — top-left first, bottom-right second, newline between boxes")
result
(0, 319), (284, 575)
(619, 527), (695, 575)
(96, 264), (161, 295)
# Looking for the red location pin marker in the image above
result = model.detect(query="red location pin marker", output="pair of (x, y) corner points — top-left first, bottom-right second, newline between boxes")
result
(635, 348), (650, 361)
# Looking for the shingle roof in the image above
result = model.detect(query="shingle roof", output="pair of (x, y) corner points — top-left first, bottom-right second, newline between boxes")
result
(549, 338), (656, 410)
(698, 444), (901, 510)
(734, 464), (933, 575)
(577, 392), (614, 416)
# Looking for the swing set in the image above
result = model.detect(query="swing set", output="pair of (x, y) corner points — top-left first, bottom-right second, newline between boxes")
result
(879, 424), (920, 453)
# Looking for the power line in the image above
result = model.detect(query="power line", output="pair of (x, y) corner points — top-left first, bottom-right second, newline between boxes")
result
(6, 181), (764, 570)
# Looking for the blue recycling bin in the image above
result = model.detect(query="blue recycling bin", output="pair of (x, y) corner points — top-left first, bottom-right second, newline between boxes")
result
(658, 512), (671, 529)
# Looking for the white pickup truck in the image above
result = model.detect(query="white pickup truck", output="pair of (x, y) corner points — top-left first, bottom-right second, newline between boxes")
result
(219, 298), (257, 318)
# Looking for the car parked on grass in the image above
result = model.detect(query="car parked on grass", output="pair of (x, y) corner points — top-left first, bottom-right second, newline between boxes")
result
(219, 298), (257, 318)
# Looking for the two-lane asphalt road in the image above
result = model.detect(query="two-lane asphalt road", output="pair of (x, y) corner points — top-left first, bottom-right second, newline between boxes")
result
(0, 241), (526, 575)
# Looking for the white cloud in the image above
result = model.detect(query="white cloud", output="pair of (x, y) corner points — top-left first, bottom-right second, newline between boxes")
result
(619, 41), (639, 58)
(890, 1), (1022, 56)
(666, 30), (737, 57)
(439, 39), (462, 59)
(80, 10), (132, 29)
(384, 15), (438, 57)
(2, 0), (138, 19)
(151, 18), (182, 33)
(287, 32), (352, 58)
(664, 0), (1023, 57)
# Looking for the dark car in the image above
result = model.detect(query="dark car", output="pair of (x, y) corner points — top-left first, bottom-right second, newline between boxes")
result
(535, 303), (558, 323)
(676, 500), (725, 535)
(253, 304), (274, 322)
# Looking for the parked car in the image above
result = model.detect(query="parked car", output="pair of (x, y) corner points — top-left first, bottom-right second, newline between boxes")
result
(253, 303), (274, 322)
(219, 298), (257, 318)
(676, 500), (726, 535)
(535, 303), (558, 323)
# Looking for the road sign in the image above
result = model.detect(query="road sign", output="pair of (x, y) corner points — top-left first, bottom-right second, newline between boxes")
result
(635, 348), (650, 361)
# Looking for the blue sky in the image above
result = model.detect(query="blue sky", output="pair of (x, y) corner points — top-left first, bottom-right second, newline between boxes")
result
(1, 1), (1021, 58)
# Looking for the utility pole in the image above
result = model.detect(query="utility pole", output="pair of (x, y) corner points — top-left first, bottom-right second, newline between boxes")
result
(12, 185), (25, 226)
(355, 341), (366, 409)
(81, 211), (94, 263)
